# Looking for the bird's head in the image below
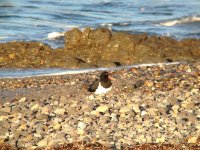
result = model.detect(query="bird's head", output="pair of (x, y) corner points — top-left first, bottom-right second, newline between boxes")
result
(100, 71), (109, 82)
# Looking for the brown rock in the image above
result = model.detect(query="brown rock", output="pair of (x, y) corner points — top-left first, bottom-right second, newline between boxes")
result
(65, 28), (82, 48)
(1, 28), (200, 68)
(36, 113), (49, 121)
(81, 27), (91, 43)
(89, 28), (111, 45)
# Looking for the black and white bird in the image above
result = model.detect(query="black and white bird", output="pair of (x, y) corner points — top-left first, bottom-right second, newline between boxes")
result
(88, 71), (112, 94)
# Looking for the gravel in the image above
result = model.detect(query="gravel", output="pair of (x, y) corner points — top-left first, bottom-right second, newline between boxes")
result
(0, 62), (199, 149)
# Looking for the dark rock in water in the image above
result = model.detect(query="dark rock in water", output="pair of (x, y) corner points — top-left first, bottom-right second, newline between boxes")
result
(0, 27), (200, 68)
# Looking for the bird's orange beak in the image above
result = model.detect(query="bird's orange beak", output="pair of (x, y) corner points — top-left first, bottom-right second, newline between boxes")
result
(108, 75), (115, 80)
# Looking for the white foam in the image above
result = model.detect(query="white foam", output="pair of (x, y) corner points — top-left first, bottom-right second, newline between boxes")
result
(0, 36), (7, 39)
(160, 16), (200, 27)
(47, 32), (65, 40)
(0, 62), (184, 79)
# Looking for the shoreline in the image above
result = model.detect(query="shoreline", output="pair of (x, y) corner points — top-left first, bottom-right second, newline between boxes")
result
(0, 61), (183, 79)
(0, 62), (199, 149)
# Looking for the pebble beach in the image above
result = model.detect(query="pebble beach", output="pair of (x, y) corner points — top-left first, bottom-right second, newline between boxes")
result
(0, 62), (199, 149)
(1, 0), (200, 149)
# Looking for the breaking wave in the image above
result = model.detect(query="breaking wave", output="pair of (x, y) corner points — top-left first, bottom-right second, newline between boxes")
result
(160, 16), (200, 26)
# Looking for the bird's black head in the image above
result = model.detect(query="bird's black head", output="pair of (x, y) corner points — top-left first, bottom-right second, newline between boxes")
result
(100, 71), (109, 82)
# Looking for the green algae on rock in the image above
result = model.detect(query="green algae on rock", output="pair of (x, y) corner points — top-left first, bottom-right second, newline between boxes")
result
(0, 27), (200, 68)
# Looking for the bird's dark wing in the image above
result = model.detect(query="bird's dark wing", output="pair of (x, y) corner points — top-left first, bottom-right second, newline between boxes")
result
(101, 79), (112, 88)
(88, 79), (99, 92)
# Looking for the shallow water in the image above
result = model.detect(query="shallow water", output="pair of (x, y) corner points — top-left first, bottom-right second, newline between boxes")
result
(0, 62), (182, 79)
(0, 0), (200, 47)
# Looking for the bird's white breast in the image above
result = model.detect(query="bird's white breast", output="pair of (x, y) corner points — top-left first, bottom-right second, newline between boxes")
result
(95, 83), (112, 94)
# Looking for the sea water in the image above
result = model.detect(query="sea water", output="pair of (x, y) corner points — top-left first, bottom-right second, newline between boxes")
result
(0, 0), (199, 77)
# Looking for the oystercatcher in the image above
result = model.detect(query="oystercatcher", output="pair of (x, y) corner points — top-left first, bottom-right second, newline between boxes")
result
(88, 71), (112, 94)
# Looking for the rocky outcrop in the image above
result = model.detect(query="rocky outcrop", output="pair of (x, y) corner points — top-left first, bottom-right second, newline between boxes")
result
(0, 27), (200, 68)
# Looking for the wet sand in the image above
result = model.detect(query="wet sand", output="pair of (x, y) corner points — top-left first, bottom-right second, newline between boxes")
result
(0, 62), (199, 149)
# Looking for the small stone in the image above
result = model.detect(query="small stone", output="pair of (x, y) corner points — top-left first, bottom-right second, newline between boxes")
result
(82, 136), (90, 142)
(172, 105), (179, 113)
(0, 116), (8, 121)
(67, 107), (77, 115)
(59, 96), (66, 106)
(111, 113), (118, 122)
(48, 141), (58, 147)
(54, 132), (65, 140)
(132, 104), (140, 113)
(96, 105), (109, 113)
(20, 105), (28, 111)
(30, 146), (38, 149)
(38, 138), (48, 147)
(154, 123), (160, 128)
(0, 106), (11, 113)
(0, 121), (10, 129)
(18, 124), (27, 131)
(0, 121), (6, 128)
(88, 95), (95, 100)
(90, 110), (100, 117)
(84, 117), (92, 123)
(145, 80), (154, 87)
(146, 135), (152, 143)
(53, 117), (62, 123)
(11, 106), (21, 114)
(156, 137), (165, 143)
(188, 136), (198, 143)
(53, 123), (61, 130)
(41, 105), (53, 114)
(182, 101), (195, 109)
(31, 103), (39, 111)
(24, 142), (33, 148)
(141, 110), (147, 116)
(37, 114), (48, 121)
(62, 124), (74, 134)
(100, 132), (110, 141)
(24, 134), (34, 141)
(54, 108), (65, 115)
(82, 104), (93, 112)
(19, 97), (26, 102)
(77, 128), (85, 135)
(119, 106), (131, 113)
(53, 101), (59, 105)
(191, 88), (199, 94)
(137, 134), (146, 143)
(0, 132), (8, 140)
(34, 133), (42, 138)
(3, 102), (11, 107)
(78, 122), (86, 129)
(147, 108), (158, 116)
